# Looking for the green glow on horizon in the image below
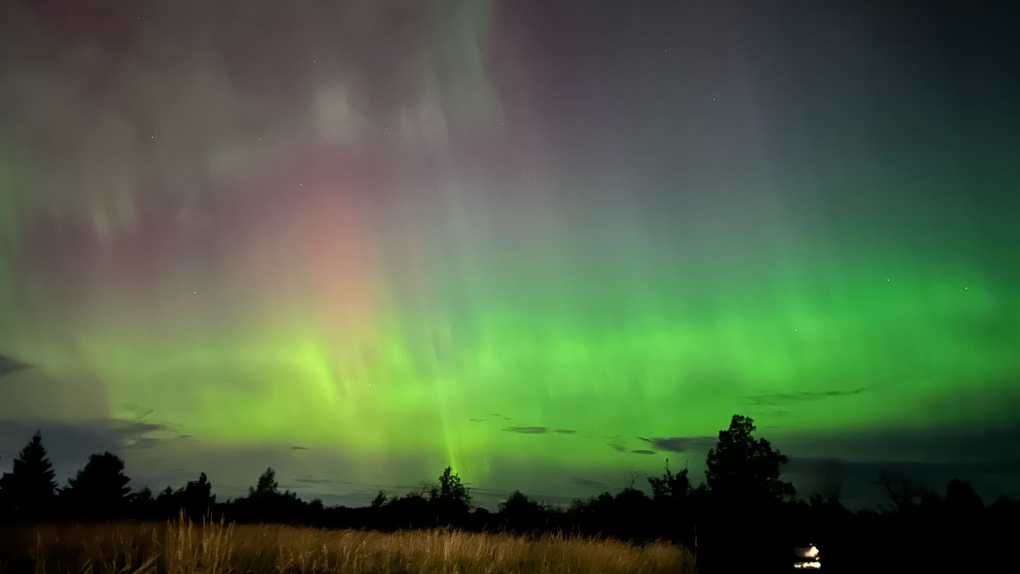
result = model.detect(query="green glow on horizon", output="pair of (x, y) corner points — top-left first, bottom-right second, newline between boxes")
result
(5, 241), (1015, 478)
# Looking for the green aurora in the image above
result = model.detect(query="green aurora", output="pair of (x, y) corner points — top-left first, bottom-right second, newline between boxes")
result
(0, 0), (1018, 502)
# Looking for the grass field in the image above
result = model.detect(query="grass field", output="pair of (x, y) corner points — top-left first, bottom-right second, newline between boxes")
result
(0, 520), (696, 574)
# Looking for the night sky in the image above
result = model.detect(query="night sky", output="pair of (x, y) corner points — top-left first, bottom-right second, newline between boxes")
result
(1, 0), (1018, 509)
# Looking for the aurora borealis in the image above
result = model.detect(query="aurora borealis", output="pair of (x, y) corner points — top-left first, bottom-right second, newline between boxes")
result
(1, 0), (1018, 506)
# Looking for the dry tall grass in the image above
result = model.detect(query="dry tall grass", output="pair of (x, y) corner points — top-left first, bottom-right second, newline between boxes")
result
(0, 520), (696, 574)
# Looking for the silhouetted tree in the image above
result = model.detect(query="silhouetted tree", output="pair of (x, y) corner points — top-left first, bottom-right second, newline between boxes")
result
(705, 414), (794, 506)
(380, 491), (430, 529)
(431, 467), (471, 524)
(944, 478), (983, 519)
(370, 491), (388, 509)
(646, 460), (695, 544)
(698, 415), (794, 573)
(0, 432), (58, 520)
(129, 486), (158, 518)
(876, 469), (921, 514)
(250, 467), (280, 498)
(63, 452), (131, 520)
(820, 459), (847, 506)
(437, 467), (470, 505)
(179, 473), (216, 518)
(613, 487), (655, 539)
(498, 490), (547, 532)
(232, 467), (307, 524)
(917, 489), (944, 519)
(648, 459), (692, 502)
(156, 486), (175, 503)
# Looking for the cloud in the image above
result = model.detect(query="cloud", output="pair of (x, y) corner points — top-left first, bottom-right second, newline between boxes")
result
(552, 429), (577, 434)
(609, 442), (628, 453)
(469, 418), (484, 423)
(114, 421), (172, 435)
(781, 421), (1020, 464)
(782, 454), (1020, 510)
(630, 449), (656, 455)
(122, 404), (155, 418)
(503, 426), (548, 434)
(290, 446), (310, 450)
(768, 418), (1020, 508)
(745, 386), (873, 407)
(108, 420), (180, 449)
(0, 354), (31, 378)
(640, 436), (717, 453)
(123, 437), (165, 450)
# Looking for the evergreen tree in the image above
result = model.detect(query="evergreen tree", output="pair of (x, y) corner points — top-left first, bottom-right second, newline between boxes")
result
(235, 467), (305, 523)
(0, 432), (58, 519)
(180, 473), (216, 518)
(64, 452), (131, 519)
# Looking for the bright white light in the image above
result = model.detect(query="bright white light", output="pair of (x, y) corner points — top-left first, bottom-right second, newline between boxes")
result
(794, 546), (820, 559)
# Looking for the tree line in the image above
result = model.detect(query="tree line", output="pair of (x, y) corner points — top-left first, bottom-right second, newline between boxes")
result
(2, 415), (1018, 573)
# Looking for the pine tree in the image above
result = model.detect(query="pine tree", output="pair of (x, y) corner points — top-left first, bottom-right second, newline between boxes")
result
(0, 432), (58, 519)
(180, 472), (216, 518)
(64, 452), (132, 519)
